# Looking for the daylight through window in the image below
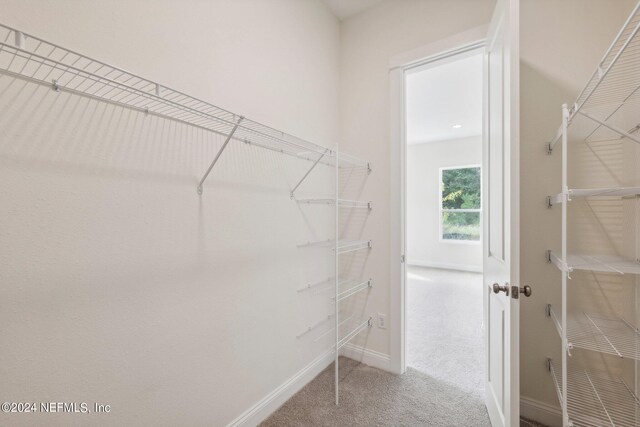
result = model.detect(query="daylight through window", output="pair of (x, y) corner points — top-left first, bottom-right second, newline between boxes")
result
(440, 166), (481, 241)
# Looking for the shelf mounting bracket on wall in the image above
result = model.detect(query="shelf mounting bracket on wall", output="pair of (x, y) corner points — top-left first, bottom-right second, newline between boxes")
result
(289, 148), (330, 199)
(577, 110), (640, 145)
(197, 116), (244, 195)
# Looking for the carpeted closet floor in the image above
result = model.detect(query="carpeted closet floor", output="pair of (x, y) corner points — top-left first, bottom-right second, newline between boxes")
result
(261, 356), (490, 426)
(261, 357), (546, 426)
(261, 267), (548, 426)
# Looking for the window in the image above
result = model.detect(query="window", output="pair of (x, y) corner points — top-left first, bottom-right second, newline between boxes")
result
(440, 166), (481, 242)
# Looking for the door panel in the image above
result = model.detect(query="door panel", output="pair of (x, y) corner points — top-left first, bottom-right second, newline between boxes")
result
(483, 0), (519, 426)
(488, 27), (505, 262)
(488, 288), (506, 412)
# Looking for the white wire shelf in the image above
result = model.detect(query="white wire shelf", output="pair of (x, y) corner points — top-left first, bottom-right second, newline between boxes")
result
(0, 23), (372, 195)
(547, 305), (640, 359)
(548, 187), (640, 206)
(337, 316), (373, 350)
(334, 279), (373, 302)
(337, 240), (372, 254)
(296, 198), (372, 209)
(296, 277), (334, 293)
(312, 315), (372, 347)
(548, 251), (640, 275)
(547, 3), (640, 151)
(292, 151), (369, 170)
(0, 24), (329, 157)
(296, 314), (334, 339)
(337, 152), (371, 171)
(574, 3), (640, 114)
(297, 239), (372, 254)
(548, 358), (640, 427)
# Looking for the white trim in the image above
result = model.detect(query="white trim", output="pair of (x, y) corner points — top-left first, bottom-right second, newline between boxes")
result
(407, 259), (482, 273)
(340, 344), (392, 372)
(390, 28), (487, 378)
(390, 25), (489, 69)
(520, 397), (562, 427)
(226, 349), (334, 427)
(389, 66), (406, 375)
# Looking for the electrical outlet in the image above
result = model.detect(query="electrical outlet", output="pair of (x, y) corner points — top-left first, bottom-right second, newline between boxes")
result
(377, 313), (387, 329)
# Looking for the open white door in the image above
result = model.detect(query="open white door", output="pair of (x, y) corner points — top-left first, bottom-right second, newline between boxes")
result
(483, 0), (523, 426)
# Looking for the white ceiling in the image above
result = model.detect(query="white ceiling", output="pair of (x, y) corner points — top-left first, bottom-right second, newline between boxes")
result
(406, 51), (483, 144)
(322, 0), (384, 20)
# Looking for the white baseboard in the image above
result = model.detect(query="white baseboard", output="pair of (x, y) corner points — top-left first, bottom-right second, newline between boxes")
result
(340, 343), (392, 373)
(407, 259), (482, 273)
(226, 349), (334, 427)
(521, 396), (562, 427)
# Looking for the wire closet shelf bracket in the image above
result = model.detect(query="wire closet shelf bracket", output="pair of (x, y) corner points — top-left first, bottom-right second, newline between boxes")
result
(0, 23), (370, 195)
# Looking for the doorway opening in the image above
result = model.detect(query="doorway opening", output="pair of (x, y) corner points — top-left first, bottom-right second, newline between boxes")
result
(404, 47), (485, 399)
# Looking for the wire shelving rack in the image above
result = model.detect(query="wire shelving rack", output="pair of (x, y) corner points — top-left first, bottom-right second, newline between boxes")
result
(547, 305), (640, 360)
(545, 3), (640, 426)
(548, 359), (640, 427)
(0, 22), (369, 195)
(0, 22), (375, 407)
(295, 151), (373, 405)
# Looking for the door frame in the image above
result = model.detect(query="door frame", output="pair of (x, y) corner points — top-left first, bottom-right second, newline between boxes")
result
(389, 26), (488, 375)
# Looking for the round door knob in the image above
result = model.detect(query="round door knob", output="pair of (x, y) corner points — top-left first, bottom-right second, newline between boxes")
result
(492, 283), (509, 296)
(520, 285), (532, 297)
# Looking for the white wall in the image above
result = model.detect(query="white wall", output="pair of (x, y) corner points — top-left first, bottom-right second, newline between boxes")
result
(0, 1), (340, 426)
(519, 0), (638, 422)
(338, 0), (496, 362)
(407, 137), (482, 272)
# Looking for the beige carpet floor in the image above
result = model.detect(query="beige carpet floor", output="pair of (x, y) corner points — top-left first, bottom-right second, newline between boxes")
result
(406, 267), (484, 398)
(261, 357), (491, 427)
(262, 267), (548, 426)
(262, 357), (547, 426)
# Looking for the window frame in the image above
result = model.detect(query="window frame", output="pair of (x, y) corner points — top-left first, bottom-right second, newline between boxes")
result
(439, 164), (482, 244)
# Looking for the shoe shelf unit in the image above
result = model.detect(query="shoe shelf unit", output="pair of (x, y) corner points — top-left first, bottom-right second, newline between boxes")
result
(295, 152), (373, 405)
(548, 359), (640, 427)
(0, 23), (374, 406)
(545, 3), (640, 426)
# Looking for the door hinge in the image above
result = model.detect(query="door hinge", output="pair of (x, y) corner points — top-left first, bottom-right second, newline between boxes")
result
(401, 254), (405, 263)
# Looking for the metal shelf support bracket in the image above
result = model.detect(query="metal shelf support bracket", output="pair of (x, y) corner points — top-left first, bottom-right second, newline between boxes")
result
(197, 116), (244, 195)
(577, 110), (640, 145)
(290, 148), (330, 199)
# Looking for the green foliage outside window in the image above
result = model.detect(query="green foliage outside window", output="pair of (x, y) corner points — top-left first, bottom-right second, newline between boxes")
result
(441, 167), (481, 241)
